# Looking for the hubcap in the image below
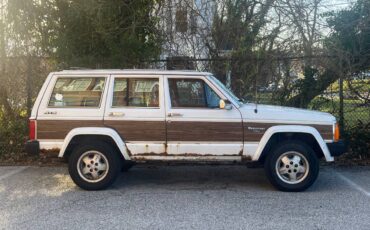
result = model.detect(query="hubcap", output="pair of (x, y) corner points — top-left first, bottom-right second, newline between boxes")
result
(77, 151), (109, 183)
(275, 151), (309, 184)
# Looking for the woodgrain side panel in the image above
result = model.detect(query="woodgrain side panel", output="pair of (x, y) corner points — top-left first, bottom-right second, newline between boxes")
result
(37, 120), (333, 143)
(244, 123), (333, 141)
(38, 120), (166, 141)
(37, 120), (104, 139)
(312, 124), (333, 140)
(166, 121), (243, 142)
(104, 120), (166, 142)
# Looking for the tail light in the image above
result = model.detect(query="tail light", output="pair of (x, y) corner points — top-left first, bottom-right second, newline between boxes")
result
(334, 123), (340, 142)
(29, 119), (36, 140)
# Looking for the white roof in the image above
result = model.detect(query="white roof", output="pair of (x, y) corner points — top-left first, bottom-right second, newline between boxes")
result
(54, 69), (212, 76)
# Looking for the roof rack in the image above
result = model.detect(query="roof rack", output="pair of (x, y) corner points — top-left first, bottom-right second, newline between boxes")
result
(68, 67), (92, 70)
(56, 69), (212, 75)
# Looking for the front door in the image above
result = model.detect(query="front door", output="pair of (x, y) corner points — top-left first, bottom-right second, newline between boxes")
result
(104, 75), (166, 157)
(164, 75), (243, 156)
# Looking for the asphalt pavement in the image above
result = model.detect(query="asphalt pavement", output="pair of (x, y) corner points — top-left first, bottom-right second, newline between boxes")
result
(0, 164), (369, 230)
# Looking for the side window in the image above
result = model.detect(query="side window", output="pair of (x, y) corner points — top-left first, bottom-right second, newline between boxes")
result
(168, 78), (220, 108)
(205, 84), (221, 108)
(112, 78), (159, 107)
(48, 77), (105, 107)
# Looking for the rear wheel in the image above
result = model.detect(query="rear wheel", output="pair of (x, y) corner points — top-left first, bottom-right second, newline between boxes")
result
(264, 141), (319, 192)
(68, 142), (122, 190)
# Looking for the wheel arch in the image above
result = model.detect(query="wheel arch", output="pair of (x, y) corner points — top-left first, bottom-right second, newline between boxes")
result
(59, 127), (130, 160)
(253, 125), (333, 162)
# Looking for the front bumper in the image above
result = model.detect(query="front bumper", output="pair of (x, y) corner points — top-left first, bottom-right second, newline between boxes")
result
(25, 140), (40, 155)
(327, 140), (347, 157)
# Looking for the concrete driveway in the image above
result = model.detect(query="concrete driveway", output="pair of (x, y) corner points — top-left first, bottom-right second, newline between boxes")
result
(0, 164), (369, 230)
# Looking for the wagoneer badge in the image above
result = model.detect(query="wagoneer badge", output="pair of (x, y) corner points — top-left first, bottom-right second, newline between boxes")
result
(247, 126), (266, 133)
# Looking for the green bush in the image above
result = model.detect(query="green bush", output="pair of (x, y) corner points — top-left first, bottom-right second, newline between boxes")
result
(0, 112), (28, 156)
(0, 108), (369, 162)
(344, 121), (370, 159)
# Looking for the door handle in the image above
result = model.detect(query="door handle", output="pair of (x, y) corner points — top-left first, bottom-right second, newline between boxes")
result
(44, 111), (57, 115)
(109, 112), (125, 117)
(168, 112), (183, 117)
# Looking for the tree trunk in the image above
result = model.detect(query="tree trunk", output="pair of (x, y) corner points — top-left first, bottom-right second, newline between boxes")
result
(0, 85), (14, 118)
(26, 56), (32, 117)
(287, 69), (338, 108)
(0, 14), (13, 118)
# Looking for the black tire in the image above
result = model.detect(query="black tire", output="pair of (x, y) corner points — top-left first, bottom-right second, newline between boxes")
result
(264, 141), (319, 192)
(68, 142), (122, 190)
(121, 161), (136, 172)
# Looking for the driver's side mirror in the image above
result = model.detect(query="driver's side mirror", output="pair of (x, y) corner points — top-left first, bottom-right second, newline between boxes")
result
(219, 99), (232, 110)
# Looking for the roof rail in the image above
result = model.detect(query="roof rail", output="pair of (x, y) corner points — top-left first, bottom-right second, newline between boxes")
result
(68, 67), (92, 70)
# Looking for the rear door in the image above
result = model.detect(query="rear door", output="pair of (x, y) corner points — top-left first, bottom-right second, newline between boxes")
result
(164, 75), (243, 156)
(104, 75), (166, 156)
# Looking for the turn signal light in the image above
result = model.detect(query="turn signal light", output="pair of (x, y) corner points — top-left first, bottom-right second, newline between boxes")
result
(334, 123), (340, 142)
(29, 119), (36, 140)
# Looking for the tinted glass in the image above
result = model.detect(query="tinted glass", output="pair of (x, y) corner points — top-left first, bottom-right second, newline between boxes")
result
(113, 78), (159, 107)
(48, 77), (105, 107)
(168, 79), (220, 108)
(205, 84), (220, 108)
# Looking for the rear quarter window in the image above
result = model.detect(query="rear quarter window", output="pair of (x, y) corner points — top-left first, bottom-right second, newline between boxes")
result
(48, 77), (106, 107)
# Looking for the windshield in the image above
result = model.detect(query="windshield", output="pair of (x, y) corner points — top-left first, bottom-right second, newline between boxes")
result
(207, 75), (242, 106)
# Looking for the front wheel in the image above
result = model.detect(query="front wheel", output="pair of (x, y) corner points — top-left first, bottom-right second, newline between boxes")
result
(264, 141), (319, 192)
(68, 142), (122, 190)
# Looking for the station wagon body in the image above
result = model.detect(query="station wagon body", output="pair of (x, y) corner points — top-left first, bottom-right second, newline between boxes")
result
(26, 70), (346, 191)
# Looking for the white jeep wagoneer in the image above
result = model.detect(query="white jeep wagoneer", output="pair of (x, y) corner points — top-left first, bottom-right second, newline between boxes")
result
(25, 70), (346, 191)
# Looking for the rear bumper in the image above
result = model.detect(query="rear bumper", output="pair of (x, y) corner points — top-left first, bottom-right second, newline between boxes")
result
(327, 140), (347, 157)
(25, 140), (40, 155)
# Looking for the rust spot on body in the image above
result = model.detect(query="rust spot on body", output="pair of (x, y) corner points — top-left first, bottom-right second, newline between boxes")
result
(40, 149), (60, 159)
(164, 143), (168, 154)
(40, 148), (60, 154)
(134, 152), (168, 156)
(132, 156), (147, 161)
(133, 153), (240, 157)
(241, 155), (252, 162)
(175, 153), (214, 157)
(126, 148), (132, 156)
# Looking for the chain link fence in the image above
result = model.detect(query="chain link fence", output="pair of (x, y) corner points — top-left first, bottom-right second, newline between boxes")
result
(0, 57), (369, 159)
(149, 57), (370, 159)
(149, 57), (369, 128)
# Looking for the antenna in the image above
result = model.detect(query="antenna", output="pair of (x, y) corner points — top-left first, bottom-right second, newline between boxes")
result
(254, 50), (260, 114)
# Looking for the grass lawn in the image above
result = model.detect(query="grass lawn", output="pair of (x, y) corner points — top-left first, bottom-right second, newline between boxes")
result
(310, 97), (369, 128)
(253, 91), (369, 128)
